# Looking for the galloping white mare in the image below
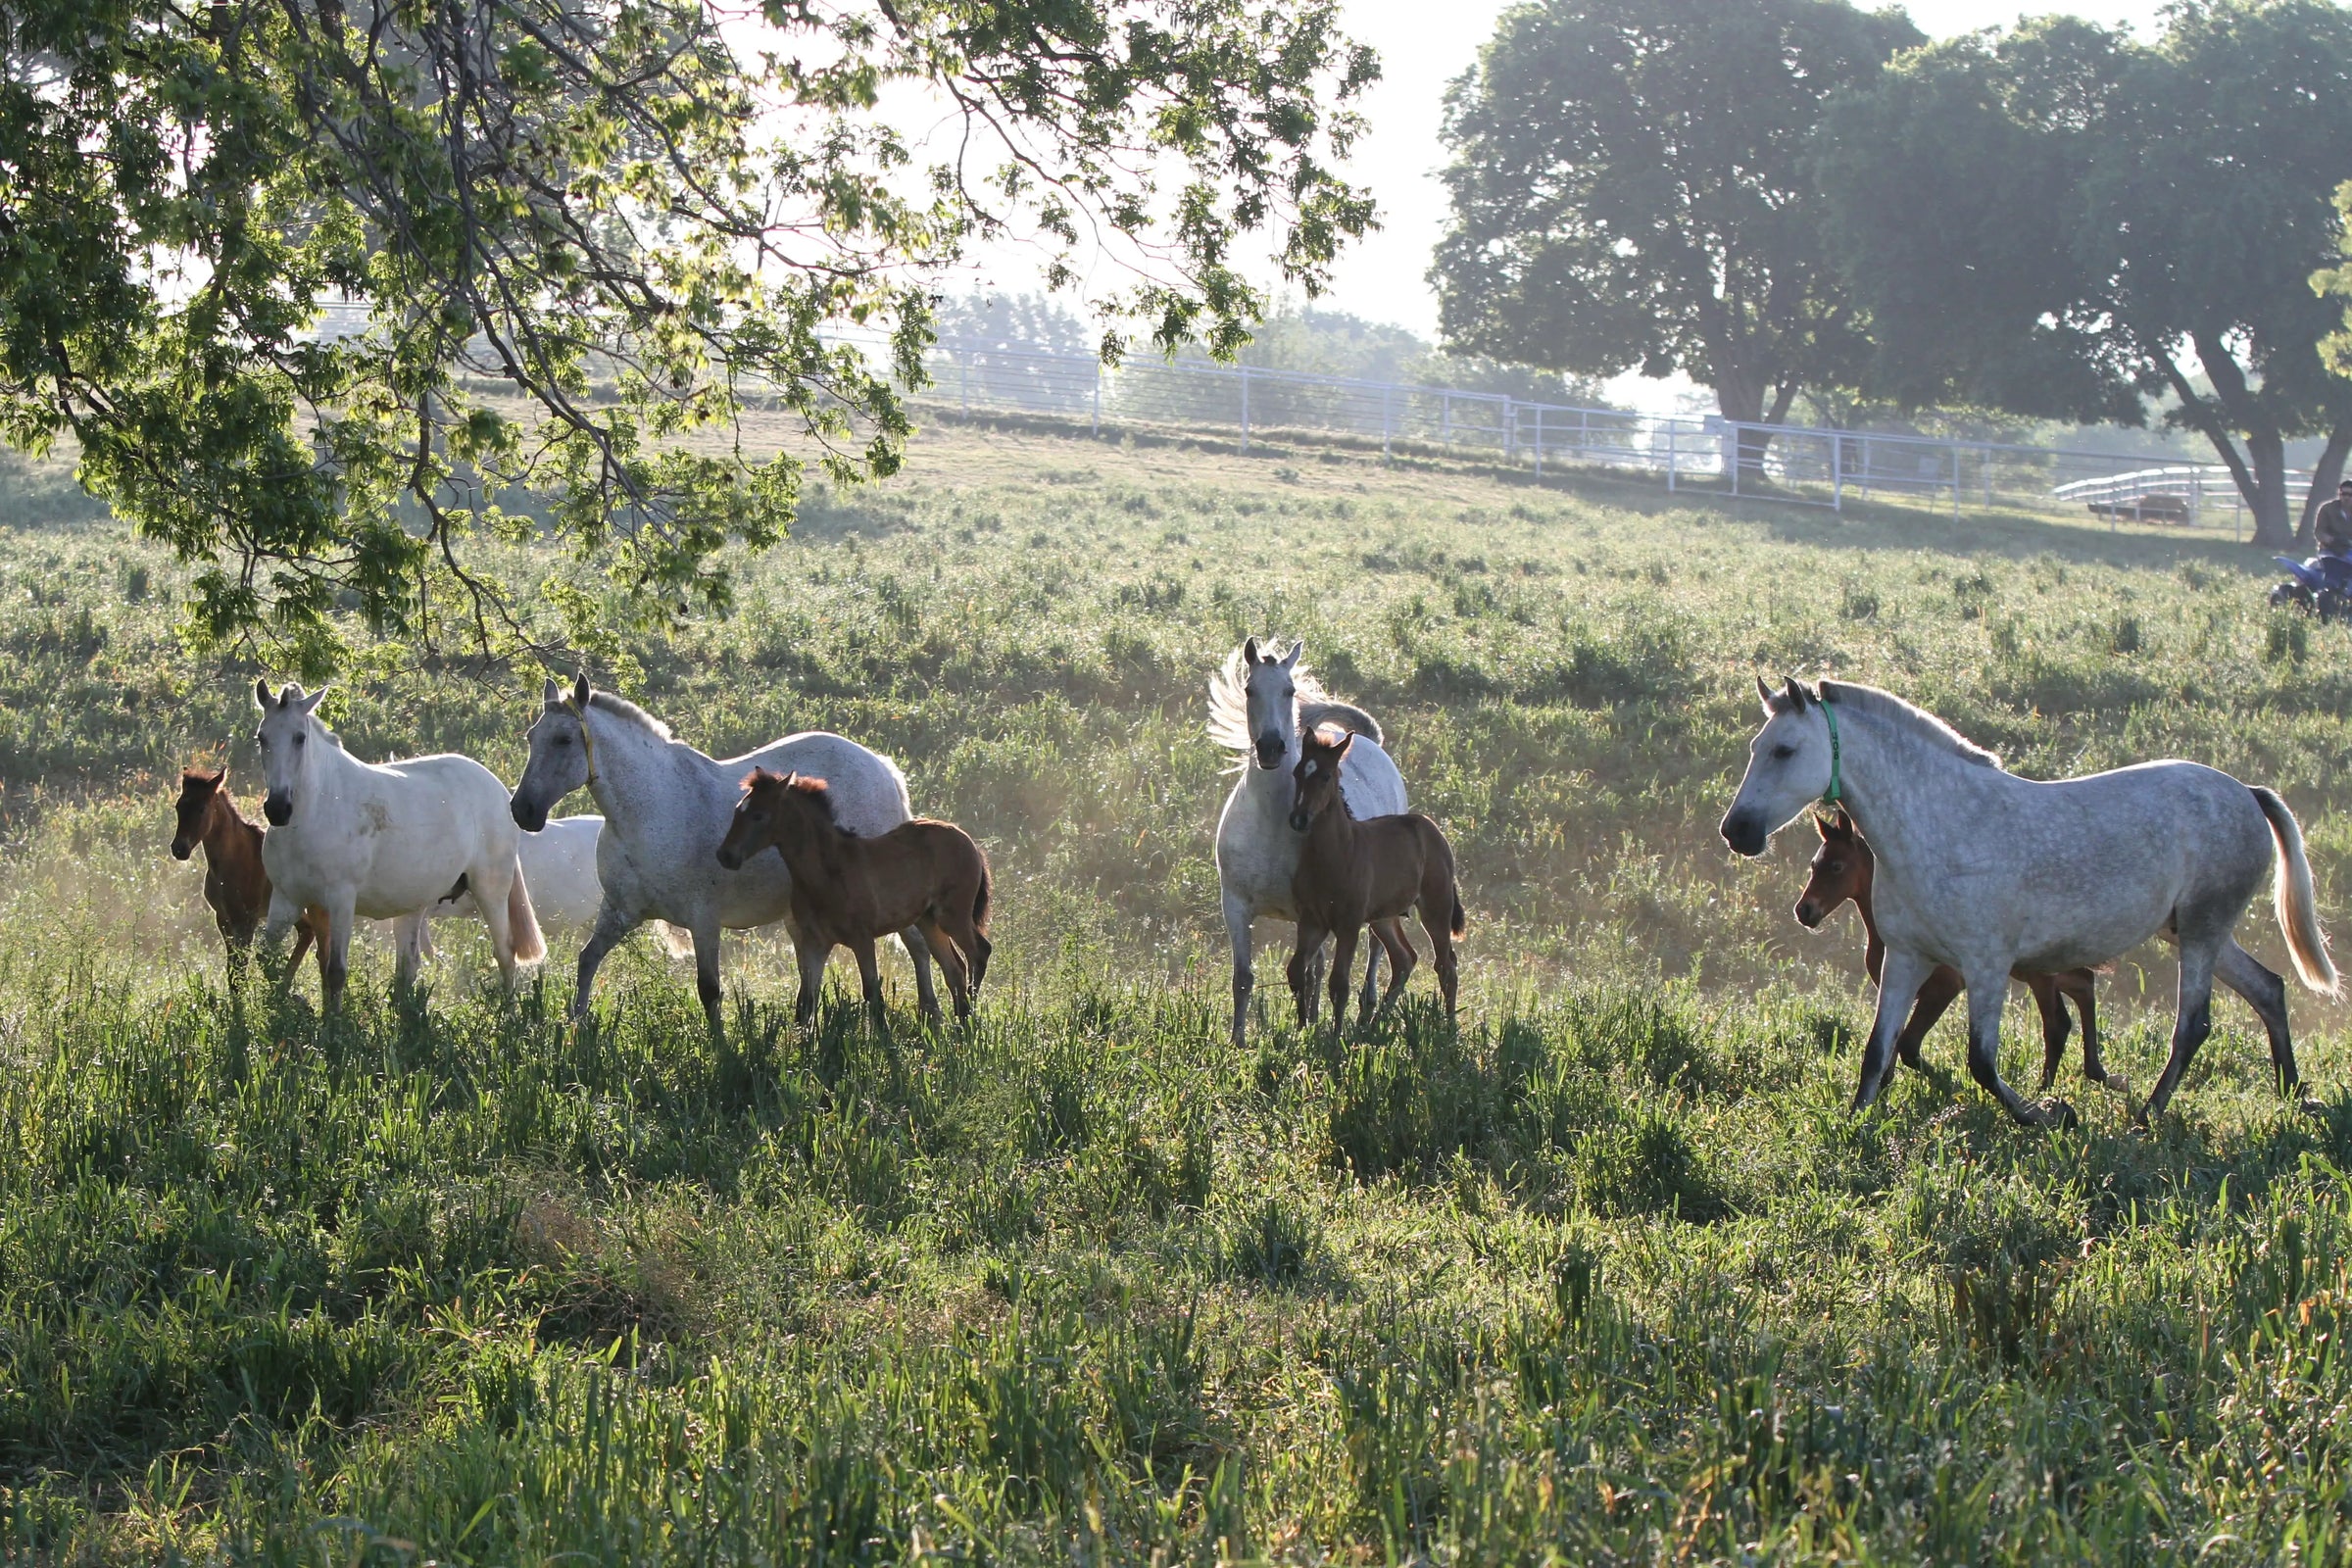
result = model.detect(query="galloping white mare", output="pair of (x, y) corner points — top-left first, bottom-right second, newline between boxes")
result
(507, 674), (937, 1038)
(255, 681), (545, 1009)
(1211, 639), (1408, 1048)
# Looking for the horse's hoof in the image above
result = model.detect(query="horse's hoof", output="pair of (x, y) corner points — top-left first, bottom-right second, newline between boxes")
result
(2298, 1095), (2330, 1119)
(2038, 1099), (2080, 1132)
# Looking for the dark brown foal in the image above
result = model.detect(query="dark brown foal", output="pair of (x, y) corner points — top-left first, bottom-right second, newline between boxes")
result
(1796, 808), (2108, 1091)
(1287, 726), (1464, 1029)
(714, 769), (993, 1027)
(172, 768), (328, 980)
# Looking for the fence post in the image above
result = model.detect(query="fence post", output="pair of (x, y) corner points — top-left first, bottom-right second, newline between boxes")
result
(1951, 441), (1963, 518)
(1240, 365), (1250, 453)
(1731, 426), (1740, 497)
(1666, 422), (1677, 492)
(959, 350), (969, 416)
(1504, 397), (1516, 463)
(1442, 391), (1451, 449)
(1534, 406), (1544, 478)
(1832, 429), (1842, 512)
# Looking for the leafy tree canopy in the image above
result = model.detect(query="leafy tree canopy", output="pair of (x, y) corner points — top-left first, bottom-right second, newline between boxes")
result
(1428, 0), (1921, 446)
(0, 0), (1375, 672)
(1818, 1), (2352, 548)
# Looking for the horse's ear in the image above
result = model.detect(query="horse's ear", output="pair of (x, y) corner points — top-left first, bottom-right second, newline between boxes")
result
(296, 686), (327, 715)
(254, 677), (274, 710)
(1812, 810), (1834, 839)
(1834, 807), (1856, 837)
(1755, 674), (1776, 715)
(1280, 640), (1303, 670)
(1330, 728), (1353, 758)
(571, 670), (592, 710)
(1243, 636), (1261, 665)
(542, 675), (562, 707)
(206, 766), (226, 786)
(1781, 675), (1809, 712)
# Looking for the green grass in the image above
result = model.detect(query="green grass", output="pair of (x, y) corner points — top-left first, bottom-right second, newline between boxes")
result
(6, 420), (2352, 1560)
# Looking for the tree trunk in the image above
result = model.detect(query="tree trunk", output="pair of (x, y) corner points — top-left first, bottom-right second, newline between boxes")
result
(1714, 368), (1795, 487)
(2160, 346), (2295, 549)
(2246, 428), (2294, 549)
(2296, 417), (2352, 549)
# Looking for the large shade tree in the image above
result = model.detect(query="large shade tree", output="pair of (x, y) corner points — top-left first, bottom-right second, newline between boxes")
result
(1428, 0), (1922, 475)
(0, 0), (1376, 671)
(1817, 2), (2352, 550)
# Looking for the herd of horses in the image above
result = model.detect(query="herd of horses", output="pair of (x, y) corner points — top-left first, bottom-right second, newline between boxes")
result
(167, 649), (2338, 1132)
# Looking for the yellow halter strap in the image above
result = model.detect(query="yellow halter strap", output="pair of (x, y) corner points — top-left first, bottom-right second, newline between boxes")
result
(563, 697), (602, 791)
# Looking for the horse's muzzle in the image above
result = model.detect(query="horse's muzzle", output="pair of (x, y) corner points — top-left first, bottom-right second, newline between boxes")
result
(714, 847), (743, 871)
(1253, 733), (1285, 769)
(263, 793), (293, 827)
(1793, 900), (1823, 929)
(170, 839), (193, 861)
(1289, 810), (1310, 832)
(510, 795), (547, 833)
(1720, 811), (1765, 858)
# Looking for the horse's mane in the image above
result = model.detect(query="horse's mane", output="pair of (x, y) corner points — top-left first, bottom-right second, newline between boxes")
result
(743, 767), (841, 829)
(584, 689), (673, 741)
(1204, 643), (1353, 754)
(1789, 680), (2005, 771)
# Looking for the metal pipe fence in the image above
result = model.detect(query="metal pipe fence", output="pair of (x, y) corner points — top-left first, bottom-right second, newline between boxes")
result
(890, 337), (2260, 536)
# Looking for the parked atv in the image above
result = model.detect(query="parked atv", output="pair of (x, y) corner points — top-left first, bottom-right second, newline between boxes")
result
(2270, 553), (2352, 621)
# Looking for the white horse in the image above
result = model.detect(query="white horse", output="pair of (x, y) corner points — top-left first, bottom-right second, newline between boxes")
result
(1212, 638), (1407, 1048)
(254, 681), (545, 1009)
(508, 674), (937, 1036)
(407, 814), (609, 964)
(1723, 677), (2335, 1127)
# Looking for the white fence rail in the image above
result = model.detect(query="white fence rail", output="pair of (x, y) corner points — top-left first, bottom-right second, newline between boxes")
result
(902, 337), (2263, 537)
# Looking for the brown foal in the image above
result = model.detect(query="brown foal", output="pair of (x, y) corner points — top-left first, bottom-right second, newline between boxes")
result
(1797, 808), (2108, 1090)
(1286, 726), (1464, 1029)
(714, 769), (993, 1026)
(171, 768), (328, 979)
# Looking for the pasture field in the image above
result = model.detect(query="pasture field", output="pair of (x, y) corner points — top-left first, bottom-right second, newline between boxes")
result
(7, 422), (2352, 1561)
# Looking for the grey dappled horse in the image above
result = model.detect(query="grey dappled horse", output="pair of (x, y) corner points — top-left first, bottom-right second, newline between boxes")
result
(1723, 677), (2335, 1127)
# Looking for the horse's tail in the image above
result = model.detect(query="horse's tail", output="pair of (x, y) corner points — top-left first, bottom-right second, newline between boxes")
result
(507, 862), (547, 965)
(1299, 700), (1384, 748)
(1449, 893), (1467, 939)
(2253, 786), (2337, 995)
(972, 854), (992, 935)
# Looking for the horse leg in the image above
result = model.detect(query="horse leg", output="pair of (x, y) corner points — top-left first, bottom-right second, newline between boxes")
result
(1960, 961), (2069, 1128)
(1224, 891), (1255, 1051)
(2026, 972), (2073, 1093)
(2141, 939), (2222, 1125)
(899, 925), (942, 1017)
(691, 922), (726, 1043)
(1422, 904), (1459, 1028)
(1357, 935), (1382, 1027)
(470, 860), (519, 989)
(1288, 921), (1327, 1026)
(1327, 926), (1360, 1033)
(1894, 967), (1962, 1070)
(319, 896), (357, 1015)
(572, 903), (639, 1024)
(1854, 949), (1936, 1110)
(852, 938), (887, 1031)
(1372, 917), (1416, 1018)
(2063, 970), (2107, 1086)
(392, 913), (427, 991)
(2213, 937), (2297, 1099)
(920, 919), (972, 1021)
(792, 933), (830, 1026)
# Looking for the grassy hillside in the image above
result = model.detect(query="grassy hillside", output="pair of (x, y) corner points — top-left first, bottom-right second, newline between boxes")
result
(7, 422), (2352, 1561)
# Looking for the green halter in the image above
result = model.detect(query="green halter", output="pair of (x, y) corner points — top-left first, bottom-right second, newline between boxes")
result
(1818, 697), (1843, 806)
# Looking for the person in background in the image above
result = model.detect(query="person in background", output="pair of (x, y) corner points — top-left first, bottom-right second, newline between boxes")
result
(2317, 478), (2352, 557)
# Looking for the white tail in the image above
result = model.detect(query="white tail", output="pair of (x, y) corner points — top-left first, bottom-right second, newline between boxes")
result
(508, 862), (547, 965)
(2253, 786), (2337, 996)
